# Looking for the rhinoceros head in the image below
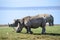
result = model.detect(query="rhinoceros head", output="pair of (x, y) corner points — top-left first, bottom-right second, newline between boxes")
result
(8, 19), (20, 27)
(8, 19), (24, 33)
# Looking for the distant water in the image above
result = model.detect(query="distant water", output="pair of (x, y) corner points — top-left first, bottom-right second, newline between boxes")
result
(0, 6), (60, 24)
(0, 6), (60, 10)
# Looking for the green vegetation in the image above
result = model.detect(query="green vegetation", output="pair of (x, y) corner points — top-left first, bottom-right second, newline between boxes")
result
(0, 26), (60, 40)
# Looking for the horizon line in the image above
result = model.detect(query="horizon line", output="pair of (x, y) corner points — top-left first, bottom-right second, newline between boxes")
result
(0, 6), (60, 10)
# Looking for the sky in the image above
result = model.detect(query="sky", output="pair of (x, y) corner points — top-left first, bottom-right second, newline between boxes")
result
(0, 0), (60, 24)
(0, 0), (60, 7)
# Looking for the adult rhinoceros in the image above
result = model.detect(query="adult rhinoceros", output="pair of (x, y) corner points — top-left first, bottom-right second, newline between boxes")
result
(36, 14), (54, 26)
(8, 16), (46, 34)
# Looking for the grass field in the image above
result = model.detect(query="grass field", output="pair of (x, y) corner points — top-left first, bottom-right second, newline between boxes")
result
(0, 26), (60, 40)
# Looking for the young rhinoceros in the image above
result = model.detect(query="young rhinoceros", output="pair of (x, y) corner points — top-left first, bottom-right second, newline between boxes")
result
(36, 14), (54, 26)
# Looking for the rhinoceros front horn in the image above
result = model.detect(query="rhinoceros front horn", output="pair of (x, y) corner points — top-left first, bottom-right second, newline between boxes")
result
(8, 23), (16, 31)
(8, 23), (12, 27)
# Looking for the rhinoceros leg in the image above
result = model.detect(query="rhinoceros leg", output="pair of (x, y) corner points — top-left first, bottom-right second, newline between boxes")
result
(49, 22), (52, 26)
(26, 27), (33, 34)
(49, 20), (54, 26)
(25, 27), (29, 33)
(29, 29), (33, 34)
(52, 22), (54, 26)
(42, 27), (46, 34)
(51, 20), (54, 26)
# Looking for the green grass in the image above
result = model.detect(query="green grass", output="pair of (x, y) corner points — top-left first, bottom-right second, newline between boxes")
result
(0, 26), (60, 40)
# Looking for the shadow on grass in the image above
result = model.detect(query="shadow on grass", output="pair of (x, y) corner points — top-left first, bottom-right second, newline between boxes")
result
(1, 37), (8, 39)
(33, 33), (60, 36)
(17, 32), (60, 36)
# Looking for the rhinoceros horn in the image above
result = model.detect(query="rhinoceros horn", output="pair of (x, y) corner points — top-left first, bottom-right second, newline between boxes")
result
(8, 23), (16, 31)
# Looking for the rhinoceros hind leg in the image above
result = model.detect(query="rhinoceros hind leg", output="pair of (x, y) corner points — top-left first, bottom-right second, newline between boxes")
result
(52, 22), (54, 26)
(49, 22), (52, 26)
(41, 27), (46, 34)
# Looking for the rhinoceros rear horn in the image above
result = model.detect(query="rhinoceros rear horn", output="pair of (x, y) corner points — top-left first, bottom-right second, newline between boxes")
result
(8, 23), (9, 25)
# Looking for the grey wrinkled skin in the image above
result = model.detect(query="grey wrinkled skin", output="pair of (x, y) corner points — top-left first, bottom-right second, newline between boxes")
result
(23, 16), (46, 34)
(36, 14), (54, 26)
(8, 15), (46, 34)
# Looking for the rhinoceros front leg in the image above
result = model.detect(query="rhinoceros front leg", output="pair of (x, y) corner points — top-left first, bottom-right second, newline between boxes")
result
(25, 27), (29, 33)
(26, 27), (33, 34)
(50, 21), (54, 26)
(42, 27), (46, 34)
